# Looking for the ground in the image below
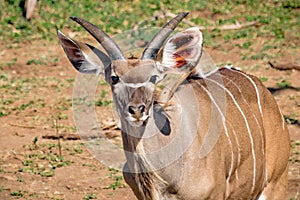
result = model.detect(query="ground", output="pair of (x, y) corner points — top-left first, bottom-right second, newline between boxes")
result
(0, 33), (299, 199)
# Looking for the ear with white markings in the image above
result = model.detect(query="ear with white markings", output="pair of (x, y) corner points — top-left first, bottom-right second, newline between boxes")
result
(160, 27), (203, 73)
(57, 30), (110, 75)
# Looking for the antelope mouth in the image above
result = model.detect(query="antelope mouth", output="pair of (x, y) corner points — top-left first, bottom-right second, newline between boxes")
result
(126, 114), (149, 127)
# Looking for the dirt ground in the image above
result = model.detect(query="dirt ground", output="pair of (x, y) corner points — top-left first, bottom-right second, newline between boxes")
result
(0, 36), (299, 200)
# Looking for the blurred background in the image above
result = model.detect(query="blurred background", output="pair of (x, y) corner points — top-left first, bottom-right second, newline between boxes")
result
(0, 0), (299, 199)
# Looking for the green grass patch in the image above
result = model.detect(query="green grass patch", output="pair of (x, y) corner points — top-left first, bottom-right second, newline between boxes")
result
(284, 114), (299, 125)
(84, 193), (97, 200)
(10, 190), (27, 197)
(277, 79), (291, 89)
(26, 59), (45, 65)
(106, 168), (126, 190)
(19, 142), (73, 177)
(259, 77), (268, 82)
(0, 0), (299, 49)
(94, 90), (112, 107)
(0, 186), (10, 192)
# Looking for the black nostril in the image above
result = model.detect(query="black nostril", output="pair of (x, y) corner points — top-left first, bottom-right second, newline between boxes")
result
(128, 105), (146, 115)
(139, 105), (145, 113)
(128, 106), (135, 115)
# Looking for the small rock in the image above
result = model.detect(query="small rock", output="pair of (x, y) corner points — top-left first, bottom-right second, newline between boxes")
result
(59, 72), (66, 76)
(54, 191), (61, 195)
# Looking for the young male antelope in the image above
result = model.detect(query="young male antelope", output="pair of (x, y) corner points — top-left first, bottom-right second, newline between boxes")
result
(58, 12), (290, 200)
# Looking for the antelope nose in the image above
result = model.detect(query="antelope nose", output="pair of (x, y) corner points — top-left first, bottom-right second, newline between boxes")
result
(128, 105), (146, 118)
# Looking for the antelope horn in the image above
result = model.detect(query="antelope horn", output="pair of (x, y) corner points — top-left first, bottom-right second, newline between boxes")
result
(70, 16), (125, 61)
(141, 12), (189, 60)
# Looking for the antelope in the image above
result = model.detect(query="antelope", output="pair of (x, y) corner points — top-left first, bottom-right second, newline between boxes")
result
(58, 12), (290, 199)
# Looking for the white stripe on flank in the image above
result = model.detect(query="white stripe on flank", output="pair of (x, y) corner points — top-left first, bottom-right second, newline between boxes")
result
(222, 69), (269, 186)
(217, 74), (268, 188)
(228, 123), (241, 181)
(218, 73), (264, 151)
(196, 82), (234, 197)
(217, 72), (266, 172)
(280, 109), (285, 131)
(231, 69), (263, 115)
(204, 77), (257, 195)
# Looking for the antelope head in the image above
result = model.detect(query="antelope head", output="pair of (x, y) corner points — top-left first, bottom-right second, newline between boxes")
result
(58, 12), (203, 128)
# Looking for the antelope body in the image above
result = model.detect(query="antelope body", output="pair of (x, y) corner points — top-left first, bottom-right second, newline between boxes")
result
(58, 13), (290, 200)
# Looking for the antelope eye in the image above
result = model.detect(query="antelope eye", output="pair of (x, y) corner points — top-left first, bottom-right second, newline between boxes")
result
(149, 75), (157, 84)
(111, 75), (119, 85)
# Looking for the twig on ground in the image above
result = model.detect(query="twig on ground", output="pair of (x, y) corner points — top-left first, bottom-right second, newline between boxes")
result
(9, 123), (36, 129)
(53, 119), (62, 157)
(42, 133), (80, 140)
(269, 61), (300, 71)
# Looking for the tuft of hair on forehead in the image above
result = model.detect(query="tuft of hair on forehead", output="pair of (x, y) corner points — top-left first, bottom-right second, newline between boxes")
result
(127, 58), (141, 66)
(127, 54), (139, 60)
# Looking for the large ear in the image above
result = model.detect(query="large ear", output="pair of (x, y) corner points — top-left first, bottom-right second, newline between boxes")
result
(57, 30), (110, 74)
(160, 27), (203, 73)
